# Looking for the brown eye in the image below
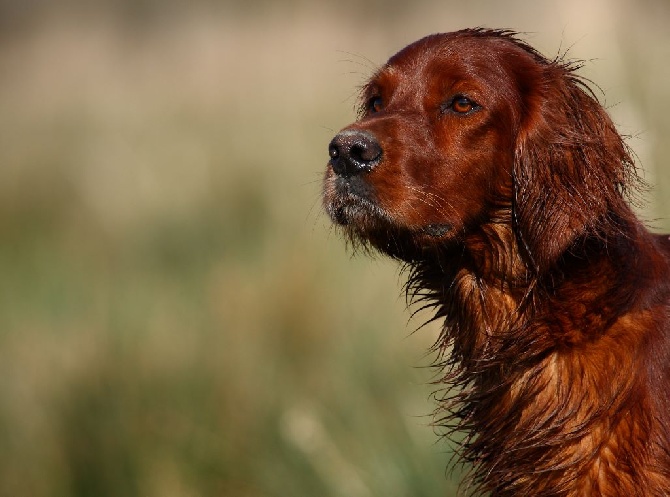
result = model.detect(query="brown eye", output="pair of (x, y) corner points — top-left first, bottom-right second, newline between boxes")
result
(446, 95), (479, 114)
(369, 96), (383, 113)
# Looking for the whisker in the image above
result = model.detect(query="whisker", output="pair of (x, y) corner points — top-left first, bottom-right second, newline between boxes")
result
(319, 28), (664, 497)
(336, 50), (380, 72)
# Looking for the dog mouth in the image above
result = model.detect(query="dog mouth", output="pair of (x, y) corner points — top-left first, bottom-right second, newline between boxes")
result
(324, 176), (453, 240)
(324, 176), (388, 228)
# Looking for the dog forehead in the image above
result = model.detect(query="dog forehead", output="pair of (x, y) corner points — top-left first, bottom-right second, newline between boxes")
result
(377, 33), (531, 103)
(373, 50), (485, 104)
(383, 36), (499, 85)
(387, 33), (489, 67)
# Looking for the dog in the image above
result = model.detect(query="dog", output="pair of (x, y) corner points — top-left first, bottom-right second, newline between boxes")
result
(323, 28), (670, 496)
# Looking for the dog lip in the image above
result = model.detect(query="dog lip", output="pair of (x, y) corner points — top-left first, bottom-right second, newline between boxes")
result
(325, 176), (389, 227)
(329, 191), (380, 225)
(334, 175), (374, 198)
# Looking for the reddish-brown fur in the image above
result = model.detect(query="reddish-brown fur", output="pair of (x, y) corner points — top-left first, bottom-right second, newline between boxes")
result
(322, 29), (670, 496)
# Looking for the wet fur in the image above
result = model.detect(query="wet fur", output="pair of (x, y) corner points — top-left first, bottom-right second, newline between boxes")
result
(323, 29), (670, 496)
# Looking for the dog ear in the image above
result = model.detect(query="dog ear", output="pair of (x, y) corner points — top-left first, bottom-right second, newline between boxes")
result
(512, 67), (635, 273)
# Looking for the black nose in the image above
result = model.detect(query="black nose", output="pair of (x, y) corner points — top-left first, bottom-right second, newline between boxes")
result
(328, 130), (382, 177)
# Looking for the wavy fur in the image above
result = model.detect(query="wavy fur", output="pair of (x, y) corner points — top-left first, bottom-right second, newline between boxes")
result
(323, 29), (670, 496)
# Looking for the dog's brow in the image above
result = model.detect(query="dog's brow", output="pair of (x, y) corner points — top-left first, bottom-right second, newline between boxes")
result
(323, 28), (670, 497)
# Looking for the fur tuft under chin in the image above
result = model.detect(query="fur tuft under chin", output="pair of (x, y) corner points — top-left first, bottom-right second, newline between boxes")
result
(324, 28), (670, 496)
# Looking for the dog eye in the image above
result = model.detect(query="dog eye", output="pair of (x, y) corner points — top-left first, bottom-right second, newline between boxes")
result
(368, 96), (383, 113)
(445, 95), (479, 114)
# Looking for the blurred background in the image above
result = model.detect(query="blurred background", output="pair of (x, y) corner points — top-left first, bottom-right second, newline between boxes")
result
(0, 0), (668, 495)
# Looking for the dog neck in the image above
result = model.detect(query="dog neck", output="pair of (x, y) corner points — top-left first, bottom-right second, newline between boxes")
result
(413, 213), (667, 496)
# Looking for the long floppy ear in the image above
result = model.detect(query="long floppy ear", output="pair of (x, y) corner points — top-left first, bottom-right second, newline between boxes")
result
(513, 63), (636, 273)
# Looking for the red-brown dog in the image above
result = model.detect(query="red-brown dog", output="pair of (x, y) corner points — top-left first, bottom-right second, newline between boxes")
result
(323, 29), (670, 496)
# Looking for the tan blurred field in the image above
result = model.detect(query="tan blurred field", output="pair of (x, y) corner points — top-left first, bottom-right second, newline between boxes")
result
(0, 1), (668, 495)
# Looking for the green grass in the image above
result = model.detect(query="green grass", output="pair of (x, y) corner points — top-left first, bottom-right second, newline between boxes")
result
(0, 7), (668, 497)
(0, 16), (461, 497)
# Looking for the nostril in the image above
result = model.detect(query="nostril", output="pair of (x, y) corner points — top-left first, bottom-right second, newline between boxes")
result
(329, 143), (340, 160)
(350, 141), (382, 164)
(328, 130), (382, 177)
